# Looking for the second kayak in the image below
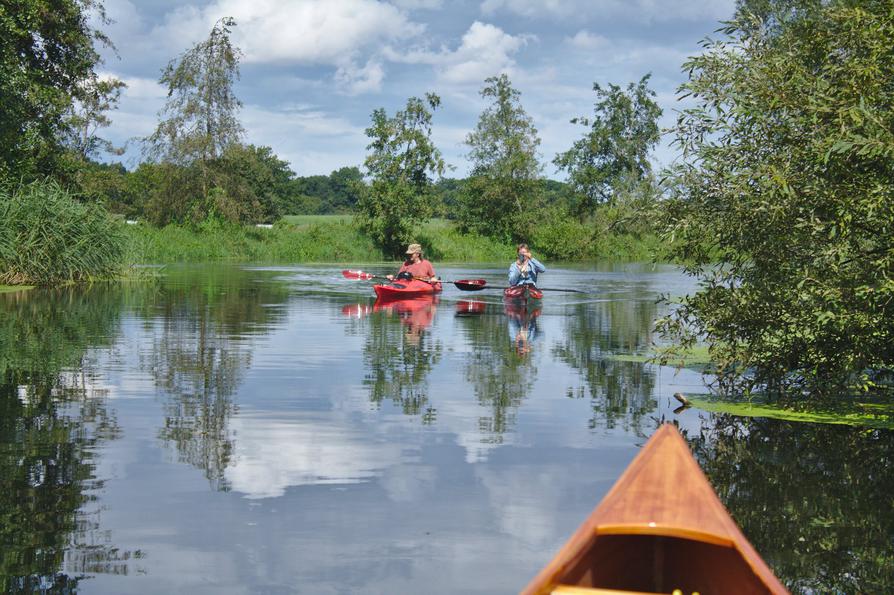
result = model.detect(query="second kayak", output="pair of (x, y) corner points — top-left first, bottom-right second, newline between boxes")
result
(373, 279), (443, 300)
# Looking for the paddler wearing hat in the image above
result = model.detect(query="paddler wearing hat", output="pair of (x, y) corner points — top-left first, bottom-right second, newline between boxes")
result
(387, 243), (439, 282)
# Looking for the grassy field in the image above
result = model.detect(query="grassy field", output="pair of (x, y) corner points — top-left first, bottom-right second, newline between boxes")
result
(126, 216), (518, 264)
(281, 214), (353, 226)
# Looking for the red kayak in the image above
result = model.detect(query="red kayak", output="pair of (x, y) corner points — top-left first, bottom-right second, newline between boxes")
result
(503, 284), (543, 301)
(373, 279), (443, 300)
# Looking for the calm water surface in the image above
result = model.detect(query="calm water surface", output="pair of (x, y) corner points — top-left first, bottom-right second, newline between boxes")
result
(1, 264), (891, 594)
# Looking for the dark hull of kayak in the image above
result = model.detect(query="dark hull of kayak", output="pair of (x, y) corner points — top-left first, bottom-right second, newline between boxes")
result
(373, 280), (443, 300)
(503, 284), (543, 301)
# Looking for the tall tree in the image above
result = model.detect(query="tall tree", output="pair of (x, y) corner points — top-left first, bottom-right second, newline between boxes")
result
(355, 93), (445, 256)
(658, 0), (894, 399)
(554, 75), (662, 217)
(459, 74), (542, 242)
(0, 0), (112, 180)
(146, 17), (244, 198)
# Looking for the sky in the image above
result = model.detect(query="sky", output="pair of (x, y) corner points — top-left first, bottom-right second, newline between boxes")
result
(94, 0), (737, 178)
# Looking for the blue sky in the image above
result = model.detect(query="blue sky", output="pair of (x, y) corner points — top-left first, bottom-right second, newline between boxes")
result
(96, 0), (736, 178)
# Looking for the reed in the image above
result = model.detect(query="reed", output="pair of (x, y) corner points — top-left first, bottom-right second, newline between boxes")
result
(0, 181), (126, 285)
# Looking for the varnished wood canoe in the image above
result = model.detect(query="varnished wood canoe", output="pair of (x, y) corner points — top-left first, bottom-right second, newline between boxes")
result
(521, 424), (788, 595)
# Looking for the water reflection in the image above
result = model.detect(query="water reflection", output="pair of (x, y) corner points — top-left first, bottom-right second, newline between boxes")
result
(459, 303), (539, 442)
(553, 299), (658, 433)
(1, 265), (891, 593)
(0, 287), (141, 590)
(355, 297), (442, 422)
(147, 267), (292, 490)
(690, 417), (894, 594)
(506, 303), (541, 356)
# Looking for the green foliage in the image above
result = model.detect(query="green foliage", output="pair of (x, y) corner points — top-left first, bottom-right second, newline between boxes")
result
(0, 180), (125, 285)
(659, 0), (894, 399)
(0, 0), (110, 180)
(529, 206), (593, 260)
(355, 93), (445, 256)
(212, 144), (295, 223)
(286, 167), (364, 214)
(124, 218), (381, 263)
(554, 74), (662, 217)
(68, 158), (137, 215)
(458, 74), (543, 242)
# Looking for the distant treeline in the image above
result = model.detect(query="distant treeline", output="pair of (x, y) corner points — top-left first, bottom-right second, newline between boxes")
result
(74, 155), (582, 223)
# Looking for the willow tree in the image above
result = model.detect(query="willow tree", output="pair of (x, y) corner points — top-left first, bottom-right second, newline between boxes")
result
(146, 17), (244, 221)
(459, 74), (542, 242)
(659, 0), (894, 399)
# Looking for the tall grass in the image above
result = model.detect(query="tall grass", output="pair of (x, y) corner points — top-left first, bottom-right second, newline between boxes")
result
(0, 181), (126, 285)
(125, 218), (382, 263)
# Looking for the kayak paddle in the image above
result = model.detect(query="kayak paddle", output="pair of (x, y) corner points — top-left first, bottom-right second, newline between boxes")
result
(343, 269), (484, 290)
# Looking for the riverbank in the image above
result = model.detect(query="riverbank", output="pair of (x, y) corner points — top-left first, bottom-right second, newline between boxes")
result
(123, 216), (662, 264)
(0, 285), (34, 293)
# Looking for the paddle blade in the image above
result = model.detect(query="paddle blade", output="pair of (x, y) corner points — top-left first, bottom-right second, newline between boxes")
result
(454, 279), (488, 291)
(342, 269), (375, 280)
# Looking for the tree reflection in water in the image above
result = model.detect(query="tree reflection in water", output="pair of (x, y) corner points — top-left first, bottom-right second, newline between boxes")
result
(146, 267), (291, 490)
(359, 297), (442, 423)
(552, 299), (658, 433)
(689, 417), (894, 594)
(460, 303), (540, 442)
(0, 288), (142, 590)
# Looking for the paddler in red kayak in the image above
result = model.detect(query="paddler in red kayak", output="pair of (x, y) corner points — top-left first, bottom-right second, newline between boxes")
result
(387, 243), (439, 282)
(508, 243), (545, 287)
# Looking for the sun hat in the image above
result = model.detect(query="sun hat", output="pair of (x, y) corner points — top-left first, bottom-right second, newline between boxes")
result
(406, 243), (423, 255)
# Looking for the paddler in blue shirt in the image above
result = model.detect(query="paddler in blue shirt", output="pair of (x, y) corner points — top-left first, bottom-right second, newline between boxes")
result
(508, 243), (545, 287)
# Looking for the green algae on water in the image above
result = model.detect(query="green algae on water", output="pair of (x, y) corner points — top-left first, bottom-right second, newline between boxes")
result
(689, 396), (894, 430)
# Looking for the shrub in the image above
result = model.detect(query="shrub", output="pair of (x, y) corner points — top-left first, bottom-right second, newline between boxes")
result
(0, 180), (125, 285)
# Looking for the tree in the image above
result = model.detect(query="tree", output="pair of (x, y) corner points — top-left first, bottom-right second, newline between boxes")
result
(355, 93), (445, 256)
(146, 17), (244, 199)
(212, 144), (294, 223)
(459, 74), (542, 242)
(658, 0), (894, 399)
(62, 75), (127, 159)
(0, 0), (112, 180)
(326, 166), (364, 212)
(554, 75), (662, 217)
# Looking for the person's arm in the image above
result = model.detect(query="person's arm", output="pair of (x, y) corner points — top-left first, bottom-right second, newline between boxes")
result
(425, 261), (436, 281)
(529, 257), (545, 273)
(508, 262), (520, 286)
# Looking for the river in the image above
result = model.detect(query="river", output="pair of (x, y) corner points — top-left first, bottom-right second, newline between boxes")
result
(0, 264), (890, 593)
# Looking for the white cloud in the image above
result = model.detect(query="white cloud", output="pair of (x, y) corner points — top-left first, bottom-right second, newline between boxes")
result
(481, 0), (734, 23)
(566, 30), (611, 50)
(386, 21), (532, 85)
(390, 0), (443, 8)
(335, 59), (386, 95)
(240, 103), (367, 173)
(225, 412), (408, 499)
(153, 0), (424, 65)
(441, 21), (531, 84)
